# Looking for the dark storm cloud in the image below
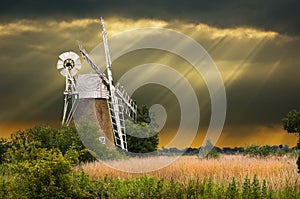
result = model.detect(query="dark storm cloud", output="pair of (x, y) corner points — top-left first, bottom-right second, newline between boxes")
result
(0, 0), (300, 35)
(2, 17), (299, 127)
(218, 36), (300, 126)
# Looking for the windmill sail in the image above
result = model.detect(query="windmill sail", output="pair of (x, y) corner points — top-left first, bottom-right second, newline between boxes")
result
(101, 17), (128, 151)
(78, 42), (109, 86)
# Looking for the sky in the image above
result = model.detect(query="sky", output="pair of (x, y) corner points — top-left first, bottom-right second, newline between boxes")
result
(0, 0), (300, 148)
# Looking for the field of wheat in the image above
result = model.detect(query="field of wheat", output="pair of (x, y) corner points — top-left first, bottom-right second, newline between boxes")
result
(78, 155), (299, 190)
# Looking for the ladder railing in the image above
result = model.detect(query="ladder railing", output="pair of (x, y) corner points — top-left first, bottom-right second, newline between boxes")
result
(107, 93), (127, 150)
(115, 83), (137, 122)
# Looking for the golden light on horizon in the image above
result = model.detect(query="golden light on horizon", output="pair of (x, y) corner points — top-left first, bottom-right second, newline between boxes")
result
(158, 125), (297, 149)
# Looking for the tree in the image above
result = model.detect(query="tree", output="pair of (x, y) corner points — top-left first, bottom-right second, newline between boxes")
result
(126, 105), (159, 154)
(0, 138), (8, 164)
(125, 120), (159, 154)
(282, 109), (300, 172)
(137, 105), (151, 124)
(283, 110), (300, 147)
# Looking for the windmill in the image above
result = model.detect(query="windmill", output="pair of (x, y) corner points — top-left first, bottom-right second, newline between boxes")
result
(57, 18), (137, 151)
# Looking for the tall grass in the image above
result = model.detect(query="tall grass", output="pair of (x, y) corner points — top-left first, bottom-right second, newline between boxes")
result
(78, 155), (299, 190)
(92, 175), (300, 199)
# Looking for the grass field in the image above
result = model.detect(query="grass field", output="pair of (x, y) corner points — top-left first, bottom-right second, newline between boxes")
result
(2, 126), (299, 198)
(79, 155), (299, 190)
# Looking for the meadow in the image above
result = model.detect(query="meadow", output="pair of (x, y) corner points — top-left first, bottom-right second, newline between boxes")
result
(79, 155), (299, 190)
(1, 126), (299, 198)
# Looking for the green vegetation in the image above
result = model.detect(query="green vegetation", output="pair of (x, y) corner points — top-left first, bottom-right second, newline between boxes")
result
(0, 140), (95, 198)
(282, 109), (300, 172)
(89, 176), (300, 199)
(243, 144), (297, 158)
(1, 162), (299, 199)
(0, 103), (159, 198)
(0, 109), (298, 199)
(1, 125), (95, 163)
(126, 105), (159, 154)
(0, 125), (299, 198)
(244, 144), (273, 157)
(282, 110), (300, 139)
(125, 120), (159, 154)
(0, 124), (126, 198)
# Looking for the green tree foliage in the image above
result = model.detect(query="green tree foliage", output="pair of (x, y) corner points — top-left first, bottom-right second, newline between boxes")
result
(245, 144), (273, 157)
(125, 120), (159, 153)
(3, 125), (95, 163)
(282, 109), (300, 172)
(282, 110), (300, 136)
(1, 148), (300, 199)
(0, 138), (8, 164)
(126, 105), (159, 154)
(0, 124), (128, 198)
(1, 141), (95, 198)
(137, 104), (151, 124)
(0, 122), (129, 165)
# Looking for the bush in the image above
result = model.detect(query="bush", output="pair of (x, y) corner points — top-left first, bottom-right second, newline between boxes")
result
(245, 144), (273, 157)
(1, 141), (94, 198)
(3, 125), (95, 163)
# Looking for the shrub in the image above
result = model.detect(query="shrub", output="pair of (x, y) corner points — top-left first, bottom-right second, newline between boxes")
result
(5, 125), (95, 163)
(245, 144), (273, 157)
(2, 141), (95, 198)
